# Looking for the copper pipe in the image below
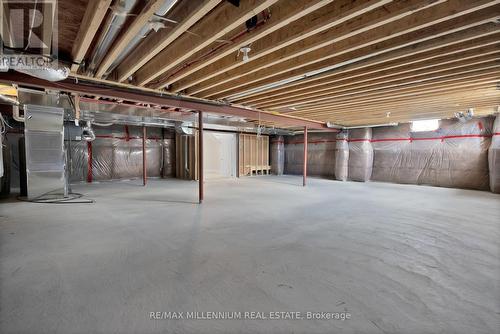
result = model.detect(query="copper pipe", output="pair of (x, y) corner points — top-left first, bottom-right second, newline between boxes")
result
(303, 126), (308, 187)
(142, 126), (147, 186)
(198, 111), (204, 203)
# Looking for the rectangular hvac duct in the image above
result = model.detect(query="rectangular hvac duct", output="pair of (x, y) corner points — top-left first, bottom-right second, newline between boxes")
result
(24, 105), (66, 200)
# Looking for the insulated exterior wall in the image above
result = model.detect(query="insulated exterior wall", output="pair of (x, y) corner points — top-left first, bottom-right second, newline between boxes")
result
(284, 133), (336, 178)
(67, 125), (172, 182)
(163, 129), (175, 177)
(488, 115), (500, 193)
(67, 140), (88, 183)
(270, 135), (284, 175)
(371, 118), (492, 190)
(334, 131), (349, 181)
(348, 128), (373, 182)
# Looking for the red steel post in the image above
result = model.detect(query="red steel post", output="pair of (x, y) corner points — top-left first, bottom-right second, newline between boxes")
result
(198, 111), (204, 203)
(303, 126), (308, 187)
(142, 126), (147, 186)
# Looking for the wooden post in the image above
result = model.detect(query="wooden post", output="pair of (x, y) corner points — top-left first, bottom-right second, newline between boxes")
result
(198, 111), (204, 203)
(142, 126), (147, 186)
(303, 126), (308, 187)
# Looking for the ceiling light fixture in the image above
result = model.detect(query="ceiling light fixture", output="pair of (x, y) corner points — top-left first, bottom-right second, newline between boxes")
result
(239, 46), (251, 62)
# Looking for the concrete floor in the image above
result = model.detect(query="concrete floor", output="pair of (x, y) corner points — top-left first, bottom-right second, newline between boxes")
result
(0, 176), (499, 334)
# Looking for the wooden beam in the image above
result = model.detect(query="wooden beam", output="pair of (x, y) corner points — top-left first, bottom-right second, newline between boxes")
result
(115, 0), (222, 82)
(134, 0), (281, 86)
(197, 1), (500, 99)
(237, 30), (500, 105)
(258, 51), (500, 109)
(188, 0), (445, 96)
(71, 0), (113, 73)
(165, 0), (391, 91)
(95, 0), (169, 78)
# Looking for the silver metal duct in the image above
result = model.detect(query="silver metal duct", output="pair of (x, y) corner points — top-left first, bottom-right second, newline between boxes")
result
(16, 65), (69, 82)
(103, 0), (177, 78)
(88, 0), (139, 74)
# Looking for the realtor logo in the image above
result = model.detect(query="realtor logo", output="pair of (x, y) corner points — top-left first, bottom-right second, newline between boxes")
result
(0, 0), (58, 71)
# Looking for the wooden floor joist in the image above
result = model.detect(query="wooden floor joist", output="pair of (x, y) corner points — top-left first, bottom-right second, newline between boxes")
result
(115, 0), (222, 83)
(237, 33), (500, 105)
(258, 53), (500, 109)
(166, 0), (393, 92)
(134, 0), (281, 86)
(155, 0), (341, 89)
(7, 0), (497, 126)
(187, 0), (447, 96)
(235, 23), (500, 104)
(71, 0), (113, 73)
(198, 1), (500, 99)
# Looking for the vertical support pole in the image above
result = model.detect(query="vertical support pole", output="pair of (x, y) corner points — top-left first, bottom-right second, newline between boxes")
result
(142, 126), (147, 186)
(87, 141), (92, 183)
(198, 111), (204, 204)
(303, 126), (308, 187)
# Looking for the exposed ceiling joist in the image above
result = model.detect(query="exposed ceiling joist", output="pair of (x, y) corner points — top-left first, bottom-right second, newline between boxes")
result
(187, 0), (444, 96)
(291, 79), (499, 113)
(198, 1), (500, 99)
(258, 50), (500, 109)
(164, 0), (392, 91)
(94, 0), (169, 78)
(155, 0), (343, 89)
(134, 0), (281, 86)
(238, 31), (500, 105)
(115, 0), (223, 83)
(71, 0), (113, 73)
(283, 74), (500, 112)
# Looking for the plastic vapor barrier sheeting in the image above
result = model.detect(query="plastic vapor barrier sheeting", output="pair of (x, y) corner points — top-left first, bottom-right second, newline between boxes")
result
(335, 131), (349, 181)
(284, 133), (336, 178)
(163, 138), (175, 177)
(67, 125), (174, 182)
(488, 115), (500, 193)
(270, 135), (285, 175)
(371, 118), (492, 190)
(348, 128), (373, 182)
(67, 140), (88, 183)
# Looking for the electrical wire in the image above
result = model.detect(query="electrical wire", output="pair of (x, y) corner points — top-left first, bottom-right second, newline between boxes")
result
(17, 192), (94, 204)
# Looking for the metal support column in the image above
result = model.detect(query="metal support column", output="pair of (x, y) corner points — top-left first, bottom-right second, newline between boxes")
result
(142, 126), (147, 186)
(198, 111), (204, 203)
(303, 126), (308, 187)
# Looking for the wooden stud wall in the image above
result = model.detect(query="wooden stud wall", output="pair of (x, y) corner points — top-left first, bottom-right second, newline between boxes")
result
(238, 134), (270, 176)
